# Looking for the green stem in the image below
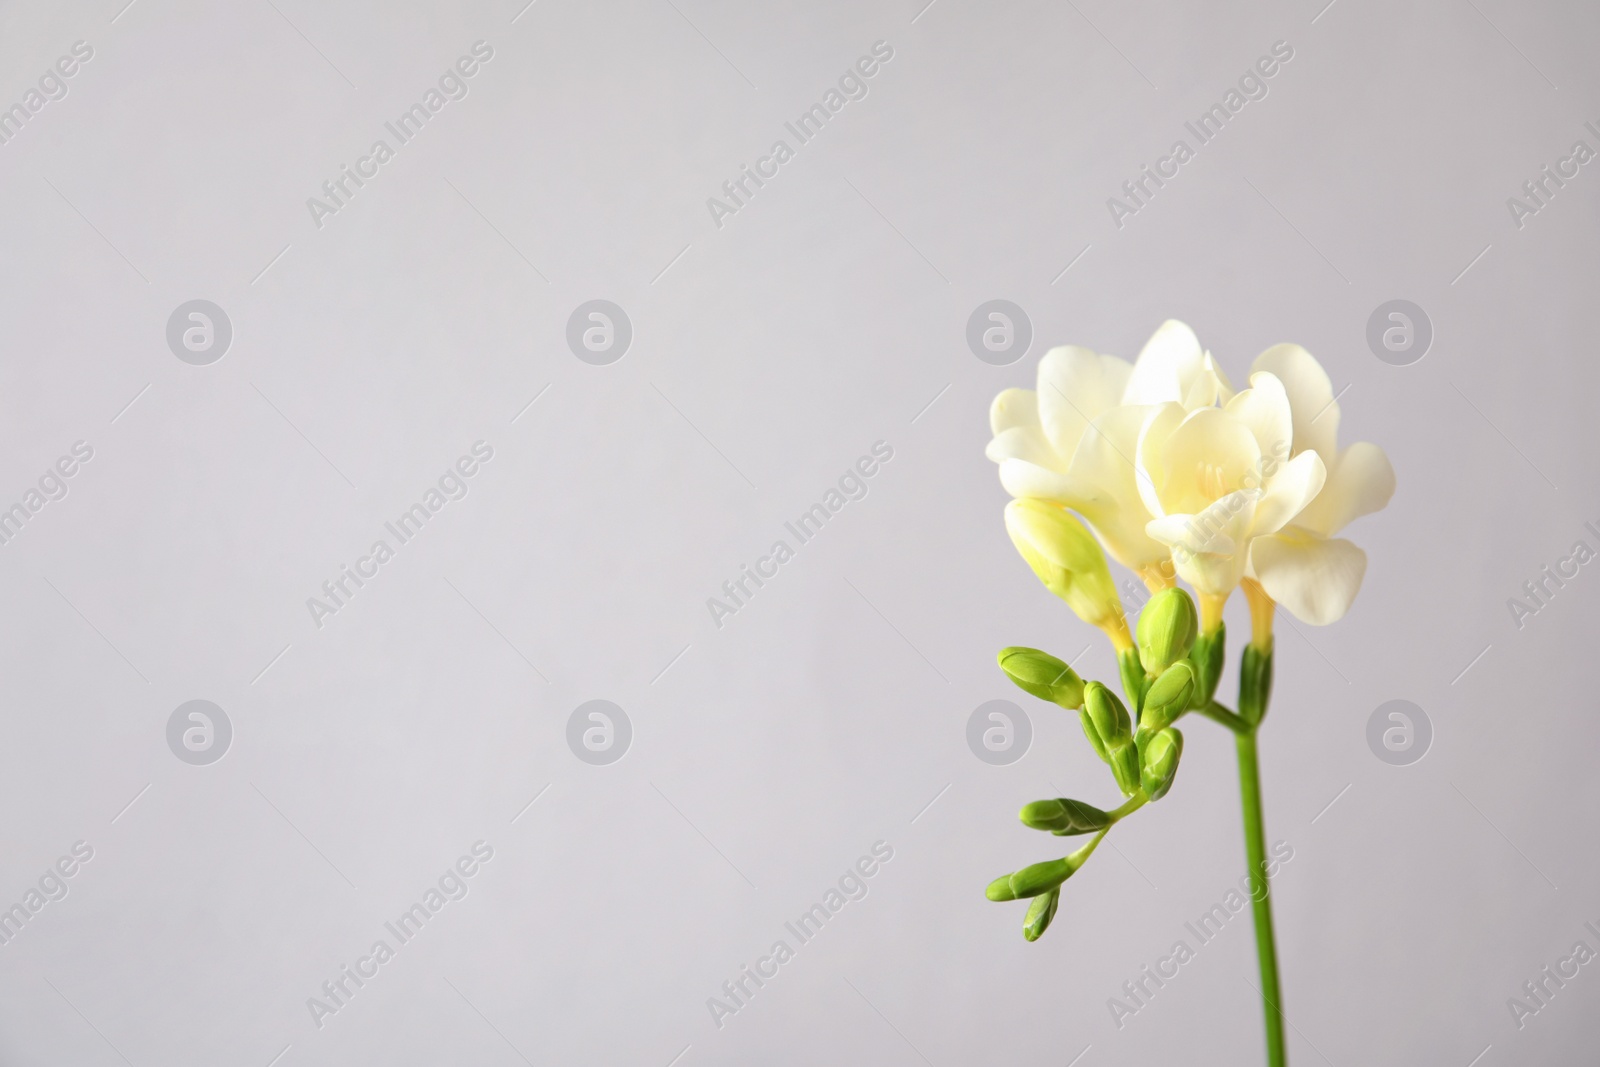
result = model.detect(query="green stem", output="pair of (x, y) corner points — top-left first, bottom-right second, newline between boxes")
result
(1235, 729), (1286, 1066)
(1196, 700), (1251, 735)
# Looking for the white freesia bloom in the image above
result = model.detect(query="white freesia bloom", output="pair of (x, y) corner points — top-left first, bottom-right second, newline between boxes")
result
(986, 320), (1232, 573)
(1243, 344), (1396, 625)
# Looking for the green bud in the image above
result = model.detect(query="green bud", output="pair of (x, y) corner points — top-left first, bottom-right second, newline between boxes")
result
(1117, 647), (1147, 713)
(1023, 888), (1060, 941)
(1140, 727), (1184, 801)
(1084, 682), (1132, 749)
(1078, 708), (1109, 763)
(986, 873), (1019, 902)
(1108, 742), (1141, 797)
(1019, 798), (1112, 836)
(1239, 642), (1273, 726)
(1187, 623), (1227, 709)
(1008, 856), (1076, 898)
(1137, 588), (1198, 674)
(997, 647), (1085, 709)
(1140, 662), (1195, 734)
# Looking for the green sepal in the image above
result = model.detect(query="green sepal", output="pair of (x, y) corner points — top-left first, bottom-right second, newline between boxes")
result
(1023, 888), (1060, 941)
(997, 646), (1086, 709)
(1238, 640), (1273, 727)
(1186, 623), (1226, 709)
(1019, 798), (1112, 835)
(1118, 647), (1147, 713)
(1078, 708), (1109, 763)
(986, 874), (1018, 902)
(1140, 727), (1184, 801)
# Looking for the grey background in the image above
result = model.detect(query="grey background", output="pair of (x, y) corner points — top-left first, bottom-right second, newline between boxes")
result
(0, 0), (1595, 1064)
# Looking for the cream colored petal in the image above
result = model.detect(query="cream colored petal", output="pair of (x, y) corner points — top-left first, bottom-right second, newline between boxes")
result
(1250, 529), (1367, 625)
(1182, 351), (1234, 410)
(1147, 493), (1254, 595)
(1135, 402), (1186, 519)
(1036, 346), (1131, 461)
(997, 458), (1098, 504)
(1067, 405), (1166, 569)
(1251, 450), (1327, 536)
(1225, 372), (1294, 469)
(989, 387), (1040, 438)
(1251, 343), (1339, 466)
(1295, 442), (1396, 537)
(1123, 320), (1204, 406)
(1156, 407), (1263, 516)
(986, 425), (1061, 470)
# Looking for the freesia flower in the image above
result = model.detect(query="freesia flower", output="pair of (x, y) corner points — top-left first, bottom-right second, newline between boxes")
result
(986, 320), (1231, 579)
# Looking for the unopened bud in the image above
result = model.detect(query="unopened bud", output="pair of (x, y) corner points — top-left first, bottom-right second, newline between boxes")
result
(998, 647), (1085, 709)
(1019, 798), (1112, 836)
(1078, 708), (1109, 763)
(1109, 742), (1141, 797)
(1187, 624), (1226, 708)
(986, 873), (1019, 902)
(1084, 682), (1132, 749)
(1009, 856), (1079, 898)
(1140, 727), (1184, 801)
(1023, 888), (1060, 941)
(1137, 588), (1198, 674)
(1140, 662), (1195, 734)
(1004, 500), (1123, 628)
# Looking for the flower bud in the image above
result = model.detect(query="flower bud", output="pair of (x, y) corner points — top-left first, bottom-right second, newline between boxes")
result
(1023, 888), (1060, 941)
(1137, 588), (1198, 674)
(1140, 727), (1184, 801)
(1008, 856), (1076, 899)
(1004, 500), (1123, 629)
(1077, 708), (1109, 763)
(1109, 742), (1141, 797)
(1187, 623), (1226, 709)
(1239, 643), (1273, 726)
(1019, 798), (1112, 836)
(986, 873), (1018, 902)
(997, 647), (1085, 709)
(1140, 662), (1195, 734)
(1083, 682), (1132, 749)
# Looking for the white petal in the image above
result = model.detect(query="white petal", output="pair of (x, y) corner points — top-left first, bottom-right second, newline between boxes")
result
(998, 458), (1098, 504)
(1036, 346), (1131, 461)
(1251, 449), (1326, 536)
(1250, 530), (1367, 625)
(1067, 405), (1166, 568)
(1224, 372), (1293, 469)
(1135, 403), (1185, 518)
(1147, 494), (1255, 595)
(986, 425), (1060, 469)
(1182, 351), (1234, 410)
(1295, 442), (1396, 537)
(1123, 320), (1204, 406)
(1251, 343), (1339, 466)
(989, 387), (1040, 438)
(1155, 407), (1262, 516)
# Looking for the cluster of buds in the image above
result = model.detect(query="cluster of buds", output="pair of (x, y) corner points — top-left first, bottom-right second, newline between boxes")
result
(987, 501), (1273, 941)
